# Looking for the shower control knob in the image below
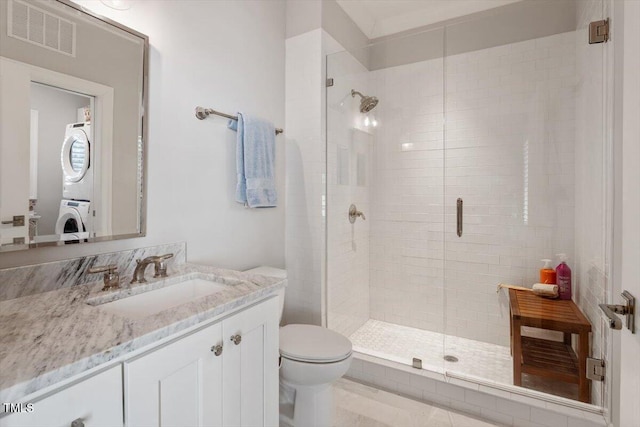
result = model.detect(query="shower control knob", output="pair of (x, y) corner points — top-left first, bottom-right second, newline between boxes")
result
(230, 334), (242, 345)
(348, 204), (366, 223)
(211, 344), (223, 356)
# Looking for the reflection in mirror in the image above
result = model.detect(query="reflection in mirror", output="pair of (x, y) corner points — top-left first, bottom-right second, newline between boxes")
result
(30, 82), (94, 242)
(0, 0), (148, 251)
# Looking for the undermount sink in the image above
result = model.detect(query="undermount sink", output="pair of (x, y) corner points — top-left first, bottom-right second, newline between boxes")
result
(93, 278), (229, 320)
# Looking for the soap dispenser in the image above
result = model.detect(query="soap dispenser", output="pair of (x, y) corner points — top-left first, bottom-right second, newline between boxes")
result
(556, 254), (572, 300)
(540, 259), (556, 284)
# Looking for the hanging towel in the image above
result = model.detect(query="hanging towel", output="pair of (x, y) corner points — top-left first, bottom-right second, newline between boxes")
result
(228, 113), (277, 208)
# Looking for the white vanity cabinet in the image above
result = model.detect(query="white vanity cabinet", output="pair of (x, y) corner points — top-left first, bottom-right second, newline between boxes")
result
(125, 297), (279, 427)
(0, 366), (123, 427)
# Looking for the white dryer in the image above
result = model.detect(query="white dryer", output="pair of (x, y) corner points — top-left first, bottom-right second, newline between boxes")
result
(55, 199), (91, 241)
(61, 122), (93, 201)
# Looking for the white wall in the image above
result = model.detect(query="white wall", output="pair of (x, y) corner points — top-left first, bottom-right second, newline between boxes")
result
(284, 29), (324, 324)
(284, 29), (347, 325)
(0, 0), (286, 271)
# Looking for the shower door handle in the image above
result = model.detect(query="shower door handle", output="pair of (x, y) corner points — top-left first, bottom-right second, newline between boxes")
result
(456, 198), (463, 237)
(599, 290), (635, 333)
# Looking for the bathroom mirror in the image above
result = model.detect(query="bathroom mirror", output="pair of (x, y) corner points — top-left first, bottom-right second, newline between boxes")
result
(0, 0), (148, 251)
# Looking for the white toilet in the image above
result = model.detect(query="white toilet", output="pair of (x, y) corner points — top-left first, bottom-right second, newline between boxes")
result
(244, 267), (353, 427)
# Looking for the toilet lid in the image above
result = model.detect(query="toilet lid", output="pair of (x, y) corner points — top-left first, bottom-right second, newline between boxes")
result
(280, 324), (352, 363)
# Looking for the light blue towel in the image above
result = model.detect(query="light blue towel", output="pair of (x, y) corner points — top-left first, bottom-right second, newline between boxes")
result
(228, 113), (277, 208)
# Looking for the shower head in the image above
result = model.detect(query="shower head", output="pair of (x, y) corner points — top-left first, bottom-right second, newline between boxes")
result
(351, 89), (379, 113)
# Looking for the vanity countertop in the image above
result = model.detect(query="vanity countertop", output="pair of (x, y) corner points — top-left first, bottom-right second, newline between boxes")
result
(0, 264), (285, 402)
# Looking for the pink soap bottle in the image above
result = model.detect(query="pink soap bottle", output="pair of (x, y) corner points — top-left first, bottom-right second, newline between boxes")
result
(556, 253), (572, 300)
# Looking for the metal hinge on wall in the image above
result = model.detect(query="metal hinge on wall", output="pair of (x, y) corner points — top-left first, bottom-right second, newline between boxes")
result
(586, 358), (605, 381)
(589, 19), (609, 44)
(326, 78), (334, 87)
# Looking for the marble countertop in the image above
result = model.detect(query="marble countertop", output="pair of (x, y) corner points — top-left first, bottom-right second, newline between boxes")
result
(0, 264), (285, 402)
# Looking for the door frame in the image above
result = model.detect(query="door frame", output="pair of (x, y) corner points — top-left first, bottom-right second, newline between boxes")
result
(611, 0), (640, 425)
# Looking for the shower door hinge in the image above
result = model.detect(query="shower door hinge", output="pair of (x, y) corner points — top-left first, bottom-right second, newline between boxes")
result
(586, 358), (605, 381)
(589, 19), (609, 44)
(326, 78), (334, 87)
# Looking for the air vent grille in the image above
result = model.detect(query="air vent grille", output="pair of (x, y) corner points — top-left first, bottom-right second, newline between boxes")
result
(7, 0), (76, 57)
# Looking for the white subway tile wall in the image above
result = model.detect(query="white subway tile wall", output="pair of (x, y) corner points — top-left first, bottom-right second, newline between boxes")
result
(366, 31), (578, 347)
(368, 56), (447, 335)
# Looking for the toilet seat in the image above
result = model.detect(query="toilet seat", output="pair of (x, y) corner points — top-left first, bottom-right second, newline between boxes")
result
(280, 324), (352, 363)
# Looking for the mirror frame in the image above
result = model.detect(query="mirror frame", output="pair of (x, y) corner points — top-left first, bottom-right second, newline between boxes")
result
(16, 0), (149, 250)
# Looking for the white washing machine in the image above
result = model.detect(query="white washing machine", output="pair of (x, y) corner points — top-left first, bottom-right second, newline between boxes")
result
(55, 199), (91, 241)
(61, 122), (93, 201)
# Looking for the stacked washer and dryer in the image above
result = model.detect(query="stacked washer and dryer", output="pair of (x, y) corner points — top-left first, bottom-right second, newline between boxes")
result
(55, 122), (92, 242)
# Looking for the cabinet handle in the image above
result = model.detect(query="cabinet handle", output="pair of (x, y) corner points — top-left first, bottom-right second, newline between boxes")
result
(211, 344), (223, 356)
(71, 418), (85, 427)
(230, 334), (242, 345)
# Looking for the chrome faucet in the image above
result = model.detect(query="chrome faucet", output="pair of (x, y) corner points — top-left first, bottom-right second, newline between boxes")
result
(87, 264), (120, 291)
(152, 253), (174, 278)
(130, 253), (174, 284)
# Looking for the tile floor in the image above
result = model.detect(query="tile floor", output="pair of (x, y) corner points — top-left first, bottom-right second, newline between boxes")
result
(349, 319), (578, 400)
(333, 378), (499, 427)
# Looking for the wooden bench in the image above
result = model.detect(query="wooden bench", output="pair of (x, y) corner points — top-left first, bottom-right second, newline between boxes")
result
(509, 289), (592, 403)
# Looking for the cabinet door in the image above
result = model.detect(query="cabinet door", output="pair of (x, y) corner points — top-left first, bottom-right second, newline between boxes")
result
(222, 297), (279, 427)
(0, 366), (123, 427)
(125, 322), (223, 427)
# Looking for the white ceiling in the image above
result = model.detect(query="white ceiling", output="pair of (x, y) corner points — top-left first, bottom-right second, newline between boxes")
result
(336, 0), (521, 39)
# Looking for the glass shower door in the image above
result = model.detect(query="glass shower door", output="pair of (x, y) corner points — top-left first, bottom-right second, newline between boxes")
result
(325, 47), (375, 348)
(442, 0), (611, 408)
(325, 28), (447, 373)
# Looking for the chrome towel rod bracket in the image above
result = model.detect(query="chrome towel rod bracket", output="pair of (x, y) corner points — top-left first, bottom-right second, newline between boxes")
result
(195, 106), (283, 135)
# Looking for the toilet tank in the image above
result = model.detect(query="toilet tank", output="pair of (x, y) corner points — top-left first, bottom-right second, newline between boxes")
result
(243, 266), (287, 322)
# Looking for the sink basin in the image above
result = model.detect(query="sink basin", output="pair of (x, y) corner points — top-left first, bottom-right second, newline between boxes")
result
(95, 278), (229, 319)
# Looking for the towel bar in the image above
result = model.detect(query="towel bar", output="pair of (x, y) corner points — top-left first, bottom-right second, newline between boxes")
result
(195, 106), (283, 135)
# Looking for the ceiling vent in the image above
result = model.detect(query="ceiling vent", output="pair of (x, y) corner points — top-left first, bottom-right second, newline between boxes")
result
(7, 0), (76, 57)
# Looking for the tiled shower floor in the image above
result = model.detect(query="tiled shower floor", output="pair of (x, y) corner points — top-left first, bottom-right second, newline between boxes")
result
(349, 319), (580, 400)
(349, 319), (513, 384)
